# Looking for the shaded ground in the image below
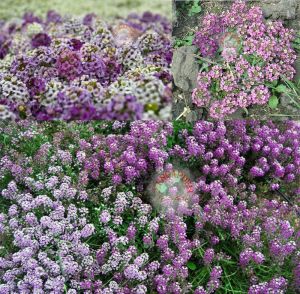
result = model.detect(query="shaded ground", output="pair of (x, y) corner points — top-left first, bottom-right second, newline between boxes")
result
(172, 0), (300, 121)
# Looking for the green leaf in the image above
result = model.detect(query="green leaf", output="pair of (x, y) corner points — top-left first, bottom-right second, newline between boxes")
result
(199, 62), (209, 72)
(191, 5), (202, 14)
(275, 85), (288, 93)
(268, 96), (279, 109)
(183, 35), (194, 45)
(174, 33), (194, 48)
(157, 183), (168, 193)
(188, 1), (202, 16)
(187, 261), (197, 271)
(173, 176), (181, 183)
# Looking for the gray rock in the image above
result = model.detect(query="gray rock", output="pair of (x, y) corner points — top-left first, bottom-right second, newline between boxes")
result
(202, 0), (298, 20)
(281, 94), (300, 114)
(186, 109), (204, 122)
(281, 94), (291, 107)
(172, 45), (199, 92)
(287, 104), (300, 114)
(230, 107), (245, 119)
(258, 0), (297, 20)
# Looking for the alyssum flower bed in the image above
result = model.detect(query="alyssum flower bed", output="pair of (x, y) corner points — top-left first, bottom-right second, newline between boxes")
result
(0, 120), (299, 293)
(191, 1), (297, 119)
(0, 11), (172, 120)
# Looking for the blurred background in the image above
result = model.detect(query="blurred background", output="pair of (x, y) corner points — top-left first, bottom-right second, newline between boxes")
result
(0, 0), (172, 20)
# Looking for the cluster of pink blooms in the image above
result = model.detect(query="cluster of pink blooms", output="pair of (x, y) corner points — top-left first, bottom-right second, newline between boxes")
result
(0, 120), (299, 293)
(149, 169), (196, 215)
(192, 1), (297, 119)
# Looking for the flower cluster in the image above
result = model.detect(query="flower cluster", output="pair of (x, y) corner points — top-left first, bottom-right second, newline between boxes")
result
(0, 11), (172, 120)
(192, 1), (297, 118)
(0, 174), (97, 293)
(77, 120), (173, 183)
(149, 169), (196, 215)
(0, 120), (299, 293)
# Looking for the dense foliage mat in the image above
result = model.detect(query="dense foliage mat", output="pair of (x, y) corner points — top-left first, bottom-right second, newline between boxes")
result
(0, 120), (299, 293)
(192, 1), (297, 119)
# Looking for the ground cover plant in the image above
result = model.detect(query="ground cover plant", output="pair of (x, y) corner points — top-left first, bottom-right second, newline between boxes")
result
(172, 0), (300, 121)
(0, 120), (299, 293)
(0, 10), (172, 120)
(0, 0), (172, 22)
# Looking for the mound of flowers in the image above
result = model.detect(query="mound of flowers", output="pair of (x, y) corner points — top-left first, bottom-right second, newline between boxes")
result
(0, 120), (299, 293)
(0, 11), (172, 120)
(192, 0), (297, 119)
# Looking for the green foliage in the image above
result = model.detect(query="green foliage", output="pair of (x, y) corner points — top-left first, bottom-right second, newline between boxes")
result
(280, 78), (300, 109)
(268, 95), (279, 109)
(275, 85), (289, 93)
(292, 32), (300, 53)
(174, 32), (195, 48)
(176, 0), (202, 17)
(188, 0), (202, 16)
(267, 78), (300, 110)
(243, 54), (265, 67)
(188, 225), (295, 293)
(174, 1), (202, 48)
(157, 183), (168, 193)
(167, 120), (192, 148)
(0, 121), (298, 292)
(187, 261), (197, 271)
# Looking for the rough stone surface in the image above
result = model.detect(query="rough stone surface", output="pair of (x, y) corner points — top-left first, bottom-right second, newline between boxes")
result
(201, 0), (299, 21)
(172, 89), (205, 121)
(186, 108), (204, 122)
(261, 0), (298, 20)
(281, 94), (291, 107)
(172, 45), (199, 92)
